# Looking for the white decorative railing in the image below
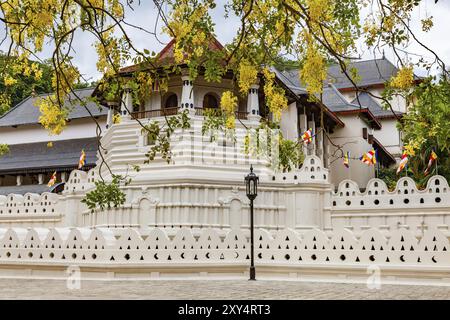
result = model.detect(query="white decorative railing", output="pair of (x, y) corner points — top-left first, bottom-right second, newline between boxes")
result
(268, 155), (329, 184)
(0, 227), (448, 266)
(0, 193), (62, 226)
(330, 175), (450, 235)
(64, 168), (97, 193)
(332, 175), (449, 209)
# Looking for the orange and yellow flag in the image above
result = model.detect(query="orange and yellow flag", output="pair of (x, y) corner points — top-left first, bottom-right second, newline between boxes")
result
(78, 149), (86, 169)
(47, 171), (57, 187)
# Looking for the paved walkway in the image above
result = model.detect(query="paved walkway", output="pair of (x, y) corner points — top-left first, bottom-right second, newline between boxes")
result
(0, 279), (449, 299)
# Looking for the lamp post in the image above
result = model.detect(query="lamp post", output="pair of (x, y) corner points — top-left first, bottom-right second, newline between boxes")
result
(245, 165), (258, 281)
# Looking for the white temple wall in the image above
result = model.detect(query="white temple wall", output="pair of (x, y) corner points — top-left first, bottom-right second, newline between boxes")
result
(0, 169), (449, 239)
(373, 118), (402, 158)
(328, 115), (375, 188)
(0, 118), (107, 145)
(279, 102), (298, 141)
(331, 176), (450, 237)
(0, 115), (448, 240)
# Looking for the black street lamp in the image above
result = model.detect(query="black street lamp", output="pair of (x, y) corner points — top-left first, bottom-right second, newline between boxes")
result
(245, 165), (258, 281)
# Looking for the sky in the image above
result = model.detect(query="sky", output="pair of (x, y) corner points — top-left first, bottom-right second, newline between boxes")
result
(1, 0), (449, 82)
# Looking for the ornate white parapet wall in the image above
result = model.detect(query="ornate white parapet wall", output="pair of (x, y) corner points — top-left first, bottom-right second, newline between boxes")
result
(75, 155), (332, 233)
(331, 175), (450, 237)
(0, 227), (448, 284)
(63, 168), (97, 194)
(0, 193), (64, 227)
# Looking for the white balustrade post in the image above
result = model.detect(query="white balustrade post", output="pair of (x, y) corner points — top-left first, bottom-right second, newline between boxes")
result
(105, 101), (119, 128)
(247, 84), (261, 123)
(299, 113), (308, 155)
(181, 75), (195, 116)
(120, 86), (132, 120)
(316, 127), (324, 164)
(308, 115), (316, 156)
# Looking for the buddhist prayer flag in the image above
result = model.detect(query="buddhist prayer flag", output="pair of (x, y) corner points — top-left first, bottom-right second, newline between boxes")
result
(47, 171), (57, 187)
(78, 149), (86, 169)
(301, 128), (313, 144)
(424, 150), (438, 175)
(397, 153), (408, 174)
(360, 149), (376, 166)
(343, 151), (350, 168)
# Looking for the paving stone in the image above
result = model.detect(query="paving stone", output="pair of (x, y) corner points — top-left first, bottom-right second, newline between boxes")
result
(0, 279), (448, 299)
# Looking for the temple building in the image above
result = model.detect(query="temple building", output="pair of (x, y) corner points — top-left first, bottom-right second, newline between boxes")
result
(0, 88), (107, 195)
(0, 38), (410, 196)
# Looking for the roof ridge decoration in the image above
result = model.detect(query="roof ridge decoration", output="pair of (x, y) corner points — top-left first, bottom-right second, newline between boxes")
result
(119, 35), (226, 74)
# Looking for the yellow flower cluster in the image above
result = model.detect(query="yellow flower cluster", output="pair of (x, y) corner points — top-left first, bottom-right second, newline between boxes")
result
(306, 0), (333, 22)
(363, 21), (379, 47)
(51, 63), (81, 102)
(238, 60), (258, 95)
(164, 1), (211, 65)
(220, 91), (238, 129)
(244, 132), (250, 154)
(174, 44), (185, 64)
(95, 30), (121, 77)
(390, 65), (414, 90)
(136, 72), (153, 101)
(263, 68), (288, 122)
(299, 32), (327, 96)
(4, 76), (17, 86)
(0, 144), (9, 157)
(421, 17), (434, 32)
(36, 96), (69, 135)
(225, 116), (236, 130)
(113, 113), (121, 124)
(403, 143), (417, 156)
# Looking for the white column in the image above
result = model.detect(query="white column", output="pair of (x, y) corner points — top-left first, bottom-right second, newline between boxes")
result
(308, 115), (316, 156)
(299, 113), (308, 156)
(181, 75), (195, 115)
(120, 87), (132, 119)
(107, 107), (113, 128)
(247, 84), (261, 122)
(16, 175), (23, 186)
(280, 102), (298, 140)
(38, 174), (44, 185)
(316, 127), (324, 163)
(61, 172), (67, 183)
(323, 132), (329, 168)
